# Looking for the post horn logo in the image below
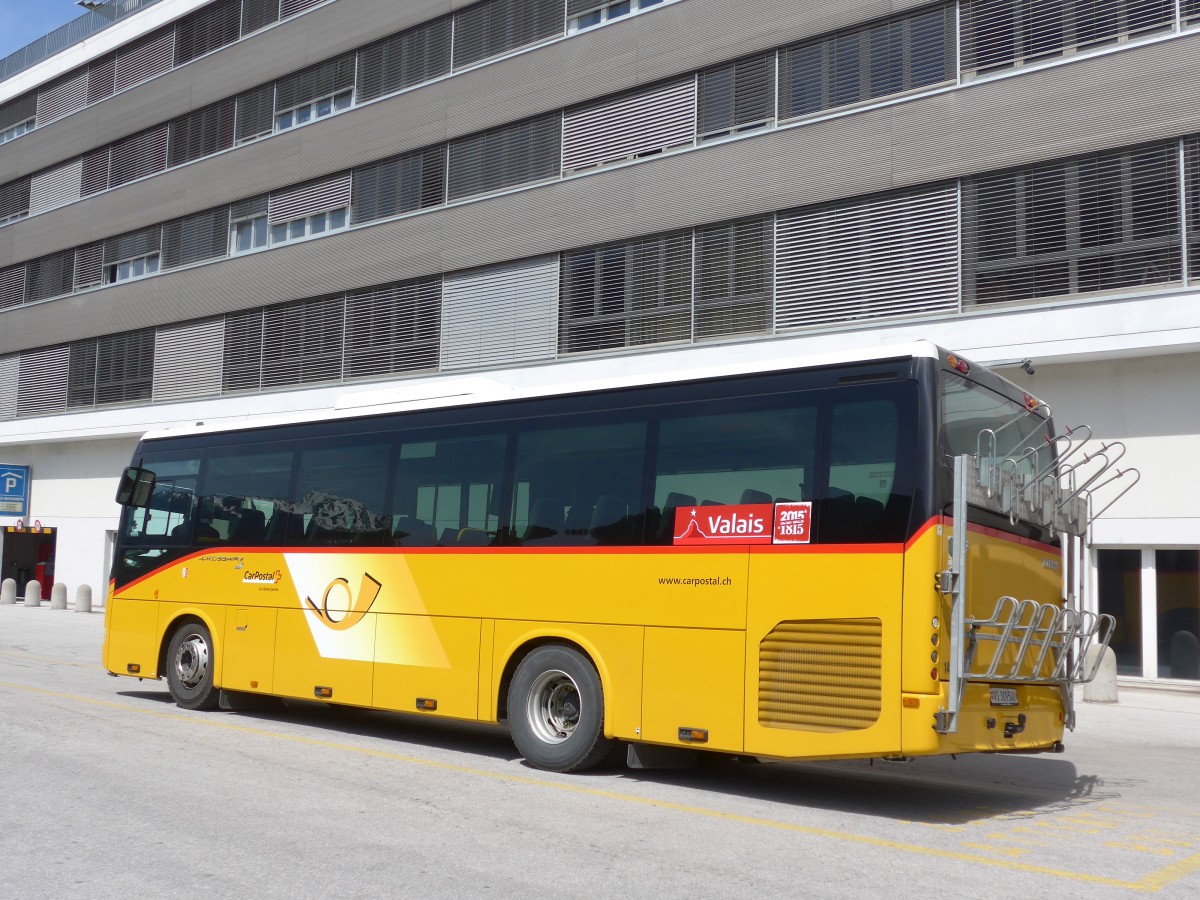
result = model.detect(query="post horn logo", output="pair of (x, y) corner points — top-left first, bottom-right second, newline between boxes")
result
(305, 572), (382, 631)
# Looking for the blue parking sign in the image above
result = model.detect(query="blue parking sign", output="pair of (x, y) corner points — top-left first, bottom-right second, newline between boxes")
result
(0, 465), (30, 517)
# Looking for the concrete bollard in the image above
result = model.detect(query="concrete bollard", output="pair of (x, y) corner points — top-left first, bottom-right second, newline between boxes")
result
(0, 578), (15, 605)
(50, 582), (68, 610)
(23, 580), (42, 608)
(1082, 645), (1118, 703)
(75, 584), (93, 614)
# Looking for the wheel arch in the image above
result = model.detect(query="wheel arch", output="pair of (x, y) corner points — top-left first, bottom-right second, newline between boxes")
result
(157, 611), (223, 685)
(495, 632), (610, 728)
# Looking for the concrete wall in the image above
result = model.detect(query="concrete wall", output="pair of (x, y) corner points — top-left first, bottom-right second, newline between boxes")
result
(1008, 351), (1200, 547)
(0, 437), (139, 603)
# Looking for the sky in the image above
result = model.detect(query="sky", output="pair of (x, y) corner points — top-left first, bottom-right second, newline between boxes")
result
(0, 1), (99, 60)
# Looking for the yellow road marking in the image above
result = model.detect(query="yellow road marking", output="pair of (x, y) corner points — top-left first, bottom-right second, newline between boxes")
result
(4, 679), (1200, 893)
(0, 649), (96, 668)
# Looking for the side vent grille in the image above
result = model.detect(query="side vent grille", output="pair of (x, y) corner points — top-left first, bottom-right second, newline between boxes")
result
(759, 618), (882, 732)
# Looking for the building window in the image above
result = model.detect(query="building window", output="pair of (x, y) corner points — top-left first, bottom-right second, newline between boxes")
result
(1, 118), (34, 145)
(961, 0), (1175, 76)
(275, 89), (352, 131)
(232, 214), (269, 254)
(778, 4), (955, 121)
(963, 142), (1181, 306)
(268, 208), (348, 245)
(1157, 550), (1200, 680)
(560, 231), (692, 354)
(106, 253), (160, 284)
(569, 0), (664, 34)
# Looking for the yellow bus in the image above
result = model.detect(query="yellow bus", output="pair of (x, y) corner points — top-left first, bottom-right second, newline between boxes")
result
(104, 342), (1123, 772)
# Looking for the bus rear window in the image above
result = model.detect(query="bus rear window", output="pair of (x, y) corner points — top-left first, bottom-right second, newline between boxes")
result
(940, 372), (1052, 471)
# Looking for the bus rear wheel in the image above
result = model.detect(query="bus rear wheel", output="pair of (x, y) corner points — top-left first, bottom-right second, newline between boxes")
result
(508, 645), (612, 772)
(165, 621), (219, 711)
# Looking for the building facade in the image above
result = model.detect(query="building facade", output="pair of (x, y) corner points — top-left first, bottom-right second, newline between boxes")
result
(0, 0), (1197, 682)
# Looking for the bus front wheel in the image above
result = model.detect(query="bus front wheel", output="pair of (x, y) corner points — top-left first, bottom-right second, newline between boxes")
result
(508, 645), (612, 772)
(165, 621), (219, 711)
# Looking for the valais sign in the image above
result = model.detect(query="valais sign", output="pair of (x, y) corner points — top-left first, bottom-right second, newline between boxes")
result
(673, 501), (812, 546)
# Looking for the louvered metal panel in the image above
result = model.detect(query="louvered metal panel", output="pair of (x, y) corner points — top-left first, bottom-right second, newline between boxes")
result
(222, 308), (265, 393)
(776, 185), (959, 330)
(104, 226), (162, 266)
(0, 355), (17, 420)
(87, 54), (116, 103)
(567, 0), (600, 15)
(109, 125), (169, 188)
(80, 147), (111, 196)
(452, 0), (564, 70)
(343, 277), (441, 379)
(356, 15), (453, 103)
(268, 174), (352, 224)
(447, 112), (561, 201)
(1186, 137), (1200, 281)
(262, 294), (345, 387)
(95, 330), (155, 405)
(16, 345), (69, 417)
(35, 70), (88, 125)
(67, 339), (98, 409)
(0, 177), (30, 223)
(154, 317), (224, 401)
(694, 215), (773, 339)
(441, 256), (559, 370)
(241, 0), (279, 36)
(114, 27), (175, 93)
(235, 84), (275, 144)
(697, 52), (774, 140)
(560, 231), (692, 355)
(758, 619), (882, 732)
(29, 160), (84, 215)
(162, 206), (231, 270)
(562, 78), (697, 172)
(962, 0), (1174, 77)
(964, 142), (1182, 305)
(168, 98), (236, 167)
(779, 4), (954, 120)
(231, 194), (269, 221)
(275, 54), (356, 111)
(0, 92), (36, 132)
(73, 244), (104, 291)
(25, 251), (75, 303)
(281, 0), (326, 18)
(351, 146), (446, 225)
(0, 265), (25, 311)
(175, 0), (242, 66)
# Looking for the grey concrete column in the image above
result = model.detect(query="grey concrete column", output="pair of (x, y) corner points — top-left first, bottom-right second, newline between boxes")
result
(1082, 645), (1118, 703)
(23, 581), (42, 607)
(0, 578), (15, 605)
(50, 583), (68, 610)
(75, 585), (93, 614)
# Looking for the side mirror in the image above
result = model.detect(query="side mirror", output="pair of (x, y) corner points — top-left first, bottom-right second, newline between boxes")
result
(116, 467), (156, 508)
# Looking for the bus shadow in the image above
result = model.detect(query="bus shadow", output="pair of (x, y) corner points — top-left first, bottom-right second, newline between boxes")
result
(118, 688), (517, 762)
(117, 688), (1106, 825)
(622, 753), (1110, 826)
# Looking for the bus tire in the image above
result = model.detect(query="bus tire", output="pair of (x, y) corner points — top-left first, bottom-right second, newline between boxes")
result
(165, 621), (219, 711)
(508, 645), (612, 773)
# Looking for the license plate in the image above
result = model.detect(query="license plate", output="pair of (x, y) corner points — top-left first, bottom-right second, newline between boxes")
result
(990, 687), (1019, 707)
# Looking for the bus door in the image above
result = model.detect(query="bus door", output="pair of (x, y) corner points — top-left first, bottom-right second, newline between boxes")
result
(745, 383), (915, 759)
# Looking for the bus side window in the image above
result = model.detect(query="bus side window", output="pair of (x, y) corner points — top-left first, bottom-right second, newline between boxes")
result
(652, 398), (819, 545)
(293, 440), (392, 547)
(392, 433), (507, 547)
(821, 385), (916, 544)
(120, 456), (202, 545)
(199, 448), (295, 547)
(509, 417), (647, 547)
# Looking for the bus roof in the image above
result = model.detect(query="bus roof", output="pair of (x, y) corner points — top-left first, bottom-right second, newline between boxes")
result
(139, 339), (950, 443)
